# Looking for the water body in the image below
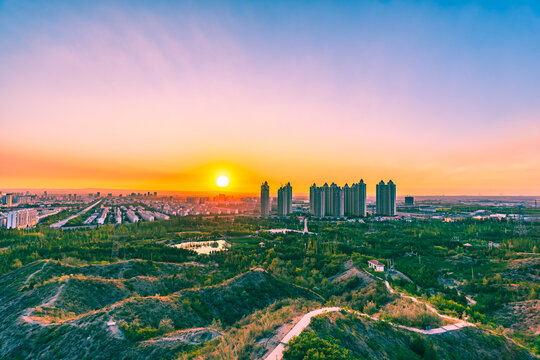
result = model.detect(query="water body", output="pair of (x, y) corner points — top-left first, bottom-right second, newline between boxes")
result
(171, 240), (229, 255)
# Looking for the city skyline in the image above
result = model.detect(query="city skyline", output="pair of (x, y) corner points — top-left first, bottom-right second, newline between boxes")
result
(1, 184), (540, 198)
(1, 1), (540, 195)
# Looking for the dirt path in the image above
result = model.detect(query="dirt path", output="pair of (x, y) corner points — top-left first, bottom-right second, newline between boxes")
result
(264, 280), (474, 360)
(20, 278), (69, 325)
(264, 308), (341, 360)
(24, 261), (49, 285)
(142, 327), (222, 345)
(264, 305), (473, 360)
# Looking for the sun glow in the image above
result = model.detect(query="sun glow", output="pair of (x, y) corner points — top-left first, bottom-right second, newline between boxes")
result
(216, 175), (230, 188)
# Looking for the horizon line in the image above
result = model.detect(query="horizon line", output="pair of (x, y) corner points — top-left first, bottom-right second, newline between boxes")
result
(2, 187), (539, 198)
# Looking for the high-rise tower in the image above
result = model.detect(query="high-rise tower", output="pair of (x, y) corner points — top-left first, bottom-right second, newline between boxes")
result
(277, 182), (292, 217)
(313, 186), (325, 217)
(330, 183), (344, 217)
(309, 183), (317, 214)
(260, 181), (270, 218)
(343, 184), (352, 215)
(376, 180), (396, 216)
(323, 183), (331, 216)
(349, 180), (367, 216)
(286, 182), (292, 215)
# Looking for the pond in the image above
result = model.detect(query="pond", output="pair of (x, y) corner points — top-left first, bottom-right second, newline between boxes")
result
(171, 240), (230, 255)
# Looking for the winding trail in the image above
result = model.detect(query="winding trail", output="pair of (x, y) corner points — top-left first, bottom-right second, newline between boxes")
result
(24, 261), (49, 285)
(264, 308), (341, 360)
(21, 278), (69, 326)
(264, 279), (474, 360)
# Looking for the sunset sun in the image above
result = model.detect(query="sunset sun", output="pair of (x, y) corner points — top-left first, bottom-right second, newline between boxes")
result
(216, 175), (230, 188)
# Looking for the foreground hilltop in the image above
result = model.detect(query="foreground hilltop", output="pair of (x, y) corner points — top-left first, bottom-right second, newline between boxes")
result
(0, 260), (317, 360)
(288, 311), (537, 360)
(1, 258), (536, 360)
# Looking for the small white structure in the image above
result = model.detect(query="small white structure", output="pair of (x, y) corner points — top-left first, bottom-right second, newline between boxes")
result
(368, 260), (385, 272)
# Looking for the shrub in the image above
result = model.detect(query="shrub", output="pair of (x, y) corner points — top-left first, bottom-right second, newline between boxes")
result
(283, 331), (358, 360)
(362, 301), (377, 315)
(410, 336), (426, 357)
(410, 336), (437, 360)
(159, 317), (174, 333)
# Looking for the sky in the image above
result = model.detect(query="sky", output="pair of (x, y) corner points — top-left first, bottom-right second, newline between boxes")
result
(1, 0), (539, 195)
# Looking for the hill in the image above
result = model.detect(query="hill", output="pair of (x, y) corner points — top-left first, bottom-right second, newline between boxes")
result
(284, 311), (537, 360)
(0, 261), (315, 360)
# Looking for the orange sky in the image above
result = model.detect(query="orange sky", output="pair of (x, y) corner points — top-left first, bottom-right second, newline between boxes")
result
(1, 130), (538, 195)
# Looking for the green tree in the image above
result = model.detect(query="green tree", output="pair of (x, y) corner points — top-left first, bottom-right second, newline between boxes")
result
(283, 331), (358, 360)
(158, 317), (174, 333)
(12, 258), (22, 269)
(410, 335), (437, 360)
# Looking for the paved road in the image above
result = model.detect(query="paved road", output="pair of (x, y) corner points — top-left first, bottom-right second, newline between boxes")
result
(264, 280), (474, 360)
(264, 307), (340, 360)
(50, 200), (101, 229)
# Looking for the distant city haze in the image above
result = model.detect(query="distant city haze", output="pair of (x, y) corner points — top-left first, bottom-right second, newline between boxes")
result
(1, 1), (539, 195)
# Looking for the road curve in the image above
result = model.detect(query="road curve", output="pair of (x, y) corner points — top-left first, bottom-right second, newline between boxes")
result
(264, 307), (341, 360)
(264, 306), (472, 360)
(264, 280), (474, 360)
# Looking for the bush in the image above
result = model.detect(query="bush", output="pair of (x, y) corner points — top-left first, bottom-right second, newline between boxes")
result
(428, 295), (465, 316)
(120, 320), (160, 341)
(362, 301), (377, 315)
(159, 317), (174, 333)
(380, 299), (441, 329)
(410, 336), (426, 357)
(283, 331), (359, 360)
(410, 336), (437, 360)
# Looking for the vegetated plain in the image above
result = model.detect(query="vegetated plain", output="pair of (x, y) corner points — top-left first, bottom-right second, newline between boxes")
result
(0, 211), (538, 359)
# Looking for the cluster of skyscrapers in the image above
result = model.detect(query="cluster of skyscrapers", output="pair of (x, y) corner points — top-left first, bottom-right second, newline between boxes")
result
(260, 179), (397, 218)
(309, 181), (367, 217)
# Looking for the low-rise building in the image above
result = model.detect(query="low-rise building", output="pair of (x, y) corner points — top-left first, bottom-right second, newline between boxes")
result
(138, 209), (154, 221)
(96, 208), (109, 225)
(368, 260), (385, 272)
(126, 210), (139, 223)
